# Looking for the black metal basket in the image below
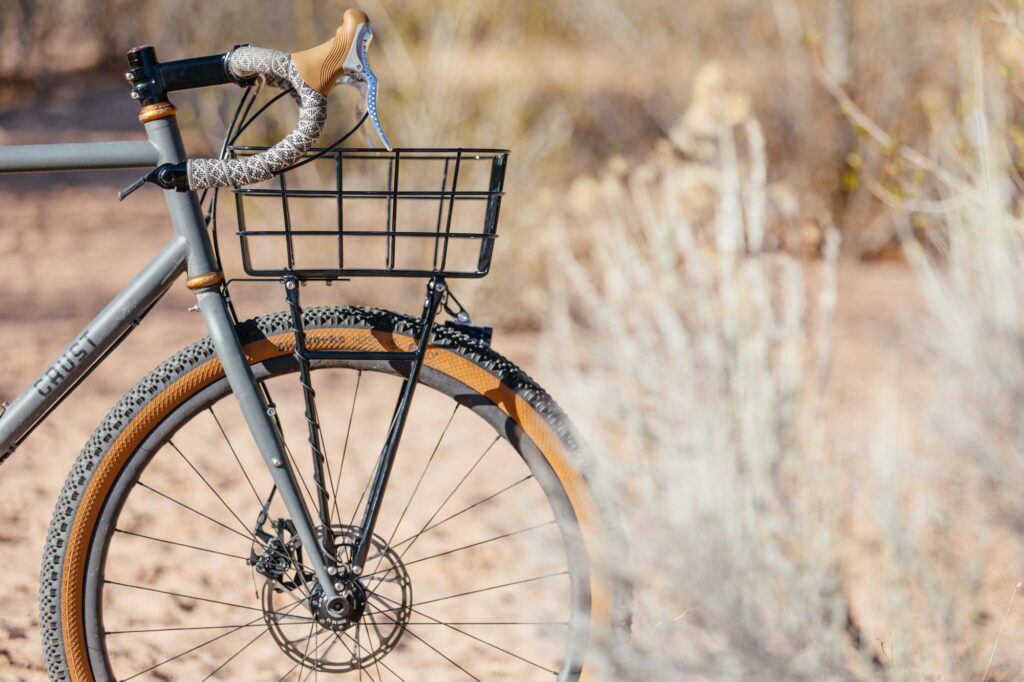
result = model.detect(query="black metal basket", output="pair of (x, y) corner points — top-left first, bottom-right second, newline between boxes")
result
(227, 147), (508, 279)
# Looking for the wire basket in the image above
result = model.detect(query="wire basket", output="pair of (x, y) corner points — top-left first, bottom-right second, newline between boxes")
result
(227, 147), (508, 279)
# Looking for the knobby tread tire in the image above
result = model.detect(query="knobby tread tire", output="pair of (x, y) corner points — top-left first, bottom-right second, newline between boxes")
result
(40, 305), (613, 681)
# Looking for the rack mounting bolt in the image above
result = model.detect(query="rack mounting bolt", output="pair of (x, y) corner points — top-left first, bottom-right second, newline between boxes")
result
(285, 279), (297, 290)
(130, 91), (140, 100)
(125, 72), (135, 82)
(351, 565), (363, 575)
(432, 280), (445, 292)
(327, 566), (338, 576)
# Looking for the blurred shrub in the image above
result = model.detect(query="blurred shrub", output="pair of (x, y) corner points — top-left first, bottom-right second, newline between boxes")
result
(541, 63), (857, 676)
(0, 0), (983, 211)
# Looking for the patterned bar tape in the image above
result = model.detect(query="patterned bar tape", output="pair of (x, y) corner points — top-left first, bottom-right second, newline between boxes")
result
(186, 47), (327, 190)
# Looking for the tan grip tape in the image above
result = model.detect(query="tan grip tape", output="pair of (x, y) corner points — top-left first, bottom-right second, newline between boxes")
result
(292, 8), (368, 97)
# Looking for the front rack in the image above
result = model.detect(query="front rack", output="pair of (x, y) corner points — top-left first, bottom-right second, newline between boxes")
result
(228, 146), (508, 279)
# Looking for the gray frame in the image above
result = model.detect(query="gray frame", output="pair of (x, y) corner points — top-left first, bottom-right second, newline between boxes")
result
(0, 118), (342, 600)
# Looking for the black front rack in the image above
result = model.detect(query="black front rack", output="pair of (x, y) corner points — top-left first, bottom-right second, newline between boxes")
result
(228, 147), (508, 279)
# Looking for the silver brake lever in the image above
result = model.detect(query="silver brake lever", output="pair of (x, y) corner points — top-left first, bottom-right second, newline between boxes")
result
(338, 24), (392, 151)
(336, 75), (378, 148)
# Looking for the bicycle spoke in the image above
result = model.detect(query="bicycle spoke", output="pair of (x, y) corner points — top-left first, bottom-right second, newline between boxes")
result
(365, 520), (555, 587)
(313, 626), (320, 682)
(362, 620), (567, 626)
(190, 468), (323, 584)
(352, 623), (378, 682)
(384, 404), (458, 547)
(200, 623), (272, 681)
(391, 475), (533, 551)
(360, 404), (458, 582)
(352, 448), (385, 528)
(312, 633), (344, 681)
(136, 482), (258, 546)
(169, 439), (255, 541)
(274, 628), (335, 682)
(370, 605), (480, 681)
(373, 571), (569, 613)
(372, 592), (558, 675)
(284, 438), (323, 523)
(297, 622), (317, 682)
(365, 620), (385, 682)
(107, 619), (314, 635)
(113, 528), (249, 561)
(397, 435), (499, 562)
(121, 624), (246, 681)
(363, 602), (388, 652)
(416, 616), (557, 675)
(348, 398), (458, 538)
(105, 579), (268, 613)
(330, 369), (361, 526)
(336, 625), (407, 682)
(353, 622), (368, 680)
(133, 479), (326, 580)
(345, 383), (400, 531)
(209, 406), (264, 509)
(119, 596), (304, 680)
(405, 519), (555, 567)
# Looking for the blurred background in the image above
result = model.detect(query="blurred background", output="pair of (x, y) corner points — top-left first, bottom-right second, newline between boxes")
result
(5, 0), (1024, 679)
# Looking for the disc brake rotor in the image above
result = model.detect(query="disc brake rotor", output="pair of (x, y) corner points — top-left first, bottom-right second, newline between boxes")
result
(261, 524), (412, 672)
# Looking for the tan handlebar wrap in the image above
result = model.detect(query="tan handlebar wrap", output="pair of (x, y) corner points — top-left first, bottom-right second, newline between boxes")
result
(292, 9), (369, 97)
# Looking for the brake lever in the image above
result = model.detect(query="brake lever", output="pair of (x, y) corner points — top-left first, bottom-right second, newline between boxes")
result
(338, 24), (392, 151)
(337, 76), (378, 148)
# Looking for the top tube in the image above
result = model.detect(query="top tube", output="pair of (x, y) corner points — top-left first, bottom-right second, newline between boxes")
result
(0, 140), (158, 174)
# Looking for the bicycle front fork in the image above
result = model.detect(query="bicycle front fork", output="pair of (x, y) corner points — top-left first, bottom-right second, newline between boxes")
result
(195, 286), (344, 601)
(210, 275), (445, 601)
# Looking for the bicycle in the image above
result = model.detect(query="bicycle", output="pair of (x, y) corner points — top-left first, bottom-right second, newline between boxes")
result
(0, 10), (626, 681)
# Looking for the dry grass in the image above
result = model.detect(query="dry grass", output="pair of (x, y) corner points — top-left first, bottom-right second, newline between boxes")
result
(542, 79), (857, 679)
(541, 10), (1024, 676)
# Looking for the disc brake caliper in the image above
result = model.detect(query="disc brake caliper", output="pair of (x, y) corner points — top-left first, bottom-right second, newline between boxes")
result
(249, 518), (305, 590)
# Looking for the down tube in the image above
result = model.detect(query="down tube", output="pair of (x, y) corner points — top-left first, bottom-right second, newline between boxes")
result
(0, 237), (188, 462)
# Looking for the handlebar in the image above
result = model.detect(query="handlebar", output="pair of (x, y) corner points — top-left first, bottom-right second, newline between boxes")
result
(186, 46), (329, 189)
(126, 9), (391, 194)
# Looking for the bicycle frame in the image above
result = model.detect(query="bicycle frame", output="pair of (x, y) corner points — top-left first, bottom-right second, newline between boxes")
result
(0, 116), (356, 602)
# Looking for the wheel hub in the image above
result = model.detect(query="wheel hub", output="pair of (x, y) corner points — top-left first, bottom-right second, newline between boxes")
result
(311, 577), (367, 630)
(259, 523), (413, 673)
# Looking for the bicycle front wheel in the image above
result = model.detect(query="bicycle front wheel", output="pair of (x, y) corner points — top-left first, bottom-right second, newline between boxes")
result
(41, 306), (617, 681)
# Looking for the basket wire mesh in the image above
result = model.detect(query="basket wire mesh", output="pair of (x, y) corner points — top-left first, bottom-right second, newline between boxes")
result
(228, 147), (508, 279)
